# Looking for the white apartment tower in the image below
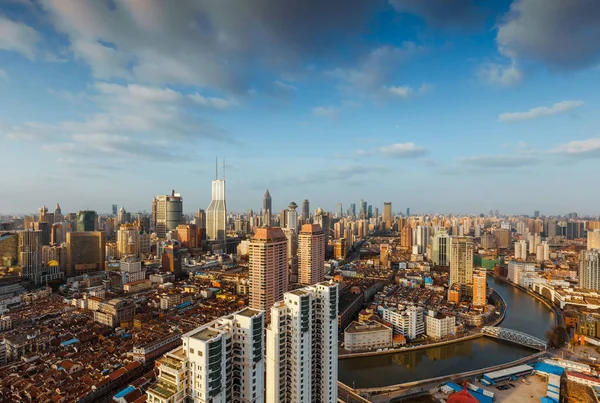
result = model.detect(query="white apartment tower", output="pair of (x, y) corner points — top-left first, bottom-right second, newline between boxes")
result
(432, 229), (450, 266)
(580, 250), (600, 291)
(298, 224), (325, 285)
(514, 239), (527, 260)
(449, 236), (474, 286)
(266, 281), (339, 403)
(146, 308), (265, 403)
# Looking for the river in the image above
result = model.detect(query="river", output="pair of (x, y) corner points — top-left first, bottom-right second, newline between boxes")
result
(338, 276), (555, 389)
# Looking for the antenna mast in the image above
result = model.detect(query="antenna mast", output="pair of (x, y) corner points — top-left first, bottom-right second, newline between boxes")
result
(215, 157), (218, 180)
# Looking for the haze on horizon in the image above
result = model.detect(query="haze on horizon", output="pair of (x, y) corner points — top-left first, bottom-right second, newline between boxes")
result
(1, 1), (599, 216)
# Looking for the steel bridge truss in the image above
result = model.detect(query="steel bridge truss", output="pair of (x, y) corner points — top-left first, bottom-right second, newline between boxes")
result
(482, 326), (547, 350)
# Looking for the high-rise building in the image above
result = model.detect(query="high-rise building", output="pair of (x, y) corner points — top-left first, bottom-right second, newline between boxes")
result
(249, 227), (288, 320)
(153, 191), (184, 239)
(117, 207), (127, 224)
(117, 223), (140, 258)
(51, 221), (71, 245)
(588, 229), (600, 251)
(66, 231), (106, 277)
(432, 229), (450, 266)
(301, 199), (310, 224)
(536, 241), (550, 262)
(286, 202), (299, 232)
(207, 179), (227, 244)
(415, 225), (431, 254)
(383, 202), (392, 230)
(480, 233), (495, 249)
(112, 204), (118, 216)
(313, 208), (330, 248)
(176, 224), (198, 249)
(336, 202), (343, 218)
(263, 189), (272, 226)
(472, 270), (487, 306)
(493, 229), (510, 249)
(76, 210), (97, 232)
(567, 221), (585, 240)
(147, 308), (265, 403)
(380, 244), (390, 267)
(350, 203), (356, 218)
(18, 230), (42, 283)
(534, 210), (540, 218)
(54, 203), (63, 223)
(580, 250), (600, 290)
(401, 226), (413, 250)
(298, 224), (325, 285)
(449, 236), (474, 286)
(266, 281), (338, 403)
(406, 207), (410, 216)
(161, 242), (181, 275)
(514, 239), (527, 260)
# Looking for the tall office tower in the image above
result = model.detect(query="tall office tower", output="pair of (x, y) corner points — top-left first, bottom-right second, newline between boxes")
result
(117, 223), (140, 258)
(432, 229), (450, 266)
(298, 224), (325, 285)
(18, 230), (42, 283)
(279, 209), (287, 227)
(401, 226), (413, 250)
(207, 178), (227, 244)
(117, 207), (126, 224)
(579, 250), (600, 290)
(567, 221), (585, 240)
(536, 241), (550, 262)
(54, 203), (63, 223)
(383, 202), (392, 229)
(266, 281), (338, 403)
(480, 233), (495, 249)
(472, 270), (487, 306)
(263, 189), (272, 226)
(177, 224), (198, 249)
(38, 205), (48, 223)
(406, 207), (410, 216)
(588, 229), (600, 251)
(33, 221), (51, 245)
(76, 210), (97, 232)
(166, 190), (184, 231)
(313, 208), (330, 249)
(249, 227), (288, 320)
(51, 222), (71, 245)
(534, 210), (540, 218)
(449, 236), (474, 286)
(195, 208), (207, 244)
(284, 228), (298, 284)
(350, 203), (356, 218)
(374, 207), (379, 222)
(161, 242), (182, 275)
(147, 308), (265, 403)
(66, 231), (106, 277)
(336, 202), (343, 218)
(301, 199), (310, 224)
(367, 205), (373, 219)
(514, 239), (527, 260)
(286, 202), (299, 232)
(415, 225), (431, 254)
(112, 204), (118, 216)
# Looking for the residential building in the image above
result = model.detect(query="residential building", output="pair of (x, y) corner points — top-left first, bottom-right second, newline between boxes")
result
(449, 236), (474, 285)
(18, 229), (42, 283)
(472, 270), (487, 306)
(117, 223), (140, 258)
(507, 261), (535, 286)
(493, 229), (510, 249)
(266, 281), (338, 403)
(401, 226), (413, 250)
(514, 239), (527, 260)
(344, 321), (392, 352)
(299, 224), (325, 285)
(146, 308), (265, 403)
(380, 305), (425, 340)
(580, 250), (600, 291)
(249, 227), (288, 320)
(536, 241), (550, 262)
(432, 229), (449, 266)
(93, 299), (135, 328)
(176, 224), (198, 249)
(588, 230), (600, 251)
(425, 311), (456, 339)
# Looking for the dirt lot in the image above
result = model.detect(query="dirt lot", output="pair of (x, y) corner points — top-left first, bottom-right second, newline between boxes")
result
(492, 374), (547, 402)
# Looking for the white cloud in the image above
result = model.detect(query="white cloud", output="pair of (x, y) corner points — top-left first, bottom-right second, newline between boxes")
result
(379, 142), (428, 158)
(385, 83), (432, 98)
(312, 106), (338, 118)
(458, 155), (538, 168)
(0, 16), (39, 59)
(189, 93), (237, 110)
(70, 39), (131, 79)
(477, 62), (522, 87)
(551, 138), (600, 158)
(499, 100), (585, 122)
(273, 81), (297, 92)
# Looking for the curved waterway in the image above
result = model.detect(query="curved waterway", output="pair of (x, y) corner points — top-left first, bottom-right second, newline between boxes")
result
(338, 277), (555, 389)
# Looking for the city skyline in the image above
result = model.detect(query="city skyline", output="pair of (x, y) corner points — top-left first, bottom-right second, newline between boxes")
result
(1, 1), (600, 214)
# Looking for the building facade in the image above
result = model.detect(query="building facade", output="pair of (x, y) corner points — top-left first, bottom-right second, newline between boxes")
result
(298, 224), (325, 285)
(580, 250), (600, 290)
(449, 236), (474, 286)
(206, 180), (227, 244)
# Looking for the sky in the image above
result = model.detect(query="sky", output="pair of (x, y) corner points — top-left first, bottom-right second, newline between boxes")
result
(1, 0), (600, 216)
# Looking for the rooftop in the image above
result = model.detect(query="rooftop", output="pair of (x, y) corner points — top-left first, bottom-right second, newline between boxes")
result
(236, 308), (262, 318)
(189, 326), (220, 342)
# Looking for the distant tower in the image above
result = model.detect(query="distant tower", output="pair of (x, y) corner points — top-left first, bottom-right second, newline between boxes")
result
(383, 202), (392, 229)
(301, 199), (310, 224)
(112, 204), (118, 216)
(207, 160), (227, 246)
(118, 207), (127, 225)
(263, 189), (272, 226)
(336, 202), (343, 218)
(54, 203), (63, 222)
(76, 210), (97, 232)
(39, 205), (48, 223)
(298, 224), (325, 285)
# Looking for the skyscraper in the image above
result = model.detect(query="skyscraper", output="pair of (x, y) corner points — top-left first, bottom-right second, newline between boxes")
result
(207, 179), (227, 244)
(153, 191), (184, 238)
(383, 202), (392, 230)
(301, 199), (310, 224)
(249, 227), (288, 320)
(166, 190), (184, 232)
(266, 281), (338, 403)
(336, 202), (343, 218)
(432, 229), (450, 266)
(263, 189), (272, 226)
(117, 223), (140, 258)
(449, 236), (474, 286)
(18, 230), (42, 283)
(147, 308), (265, 403)
(54, 203), (63, 223)
(112, 204), (118, 216)
(313, 209), (330, 249)
(76, 210), (97, 232)
(472, 270), (487, 306)
(298, 224), (325, 285)
(286, 202), (299, 232)
(406, 207), (410, 216)
(401, 226), (413, 250)
(66, 231), (106, 277)
(580, 250), (600, 290)
(350, 203), (356, 218)
(588, 229), (600, 251)
(415, 225), (431, 254)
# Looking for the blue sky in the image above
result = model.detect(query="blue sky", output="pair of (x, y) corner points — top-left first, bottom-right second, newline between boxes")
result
(1, 0), (599, 216)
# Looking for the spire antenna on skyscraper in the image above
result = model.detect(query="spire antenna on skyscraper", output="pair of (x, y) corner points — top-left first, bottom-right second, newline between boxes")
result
(215, 157), (218, 180)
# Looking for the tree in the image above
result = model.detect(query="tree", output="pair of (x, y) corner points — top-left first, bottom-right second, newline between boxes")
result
(545, 325), (568, 349)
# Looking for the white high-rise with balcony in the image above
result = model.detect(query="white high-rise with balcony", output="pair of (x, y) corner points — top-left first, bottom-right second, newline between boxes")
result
(146, 308), (264, 403)
(266, 281), (338, 403)
(580, 250), (600, 291)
